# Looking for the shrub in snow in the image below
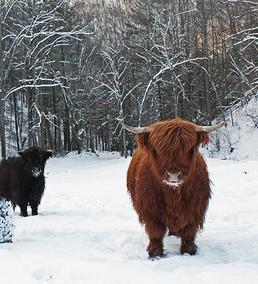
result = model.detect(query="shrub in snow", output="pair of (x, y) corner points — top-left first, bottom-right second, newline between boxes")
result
(0, 198), (15, 243)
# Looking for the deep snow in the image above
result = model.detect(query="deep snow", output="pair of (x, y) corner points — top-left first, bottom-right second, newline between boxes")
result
(1, 152), (258, 284)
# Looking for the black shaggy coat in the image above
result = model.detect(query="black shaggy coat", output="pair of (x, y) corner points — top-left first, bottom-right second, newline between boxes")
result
(0, 147), (52, 217)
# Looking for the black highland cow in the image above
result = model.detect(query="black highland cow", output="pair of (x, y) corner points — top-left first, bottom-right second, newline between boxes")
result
(0, 147), (52, 217)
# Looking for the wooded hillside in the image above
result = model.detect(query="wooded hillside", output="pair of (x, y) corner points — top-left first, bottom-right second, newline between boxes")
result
(0, 0), (257, 157)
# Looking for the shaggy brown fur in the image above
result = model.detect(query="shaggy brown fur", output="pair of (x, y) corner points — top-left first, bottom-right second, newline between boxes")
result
(127, 118), (211, 258)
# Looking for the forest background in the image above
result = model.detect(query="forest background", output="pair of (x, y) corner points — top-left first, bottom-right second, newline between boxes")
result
(0, 0), (257, 158)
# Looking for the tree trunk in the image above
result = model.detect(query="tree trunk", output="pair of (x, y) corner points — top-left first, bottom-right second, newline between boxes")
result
(27, 89), (34, 147)
(63, 104), (71, 152)
(0, 5), (6, 158)
(123, 129), (127, 158)
(13, 94), (20, 151)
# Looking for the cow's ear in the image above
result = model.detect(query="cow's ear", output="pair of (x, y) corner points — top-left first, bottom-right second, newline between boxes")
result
(136, 133), (150, 148)
(197, 131), (209, 146)
(44, 150), (53, 160)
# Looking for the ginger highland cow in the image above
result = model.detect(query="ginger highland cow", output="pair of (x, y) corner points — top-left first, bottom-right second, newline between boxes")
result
(120, 118), (224, 258)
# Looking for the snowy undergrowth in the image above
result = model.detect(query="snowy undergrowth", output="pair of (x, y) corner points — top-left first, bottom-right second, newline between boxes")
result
(204, 96), (258, 160)
(0, 152), (258, 283)
(0, 198), (15, 243)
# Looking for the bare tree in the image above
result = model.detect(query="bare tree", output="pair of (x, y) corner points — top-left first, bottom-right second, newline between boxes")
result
(0, 0), (6, 158)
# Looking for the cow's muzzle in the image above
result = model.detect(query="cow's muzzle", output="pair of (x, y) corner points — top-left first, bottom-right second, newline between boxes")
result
(31, 167), (42, 178)
(163, 171), (184, 188)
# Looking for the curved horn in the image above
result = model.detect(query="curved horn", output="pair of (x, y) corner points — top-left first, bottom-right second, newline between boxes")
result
(118, 120), (152, 134)
(195, 121), (225, 132)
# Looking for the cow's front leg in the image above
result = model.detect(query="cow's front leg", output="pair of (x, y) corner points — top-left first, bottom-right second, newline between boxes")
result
(19, 202), (28, 217)
(145, 221), (166, 258)
(30, 202), (39, 216)
(180, 237), (197, 255)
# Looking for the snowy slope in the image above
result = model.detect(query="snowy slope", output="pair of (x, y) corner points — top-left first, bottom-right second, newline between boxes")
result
(1, 152), (258, 284)
(204, 96), (258, 160)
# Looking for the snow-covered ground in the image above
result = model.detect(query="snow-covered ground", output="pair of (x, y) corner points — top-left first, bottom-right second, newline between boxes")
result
(1, 152), (258, 284)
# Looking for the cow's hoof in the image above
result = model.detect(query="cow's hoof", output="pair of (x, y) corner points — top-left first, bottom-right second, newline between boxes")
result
(180, 240), (197, 255)
(149, 253), (166, 261)
(148, 251), (165, 260)
(147, 239), (164, 259)
(148, 246), (164, 259)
